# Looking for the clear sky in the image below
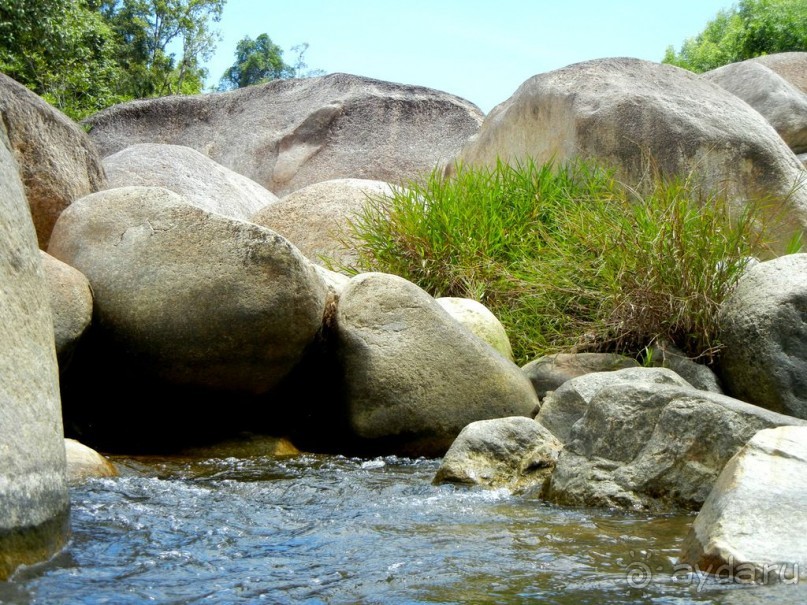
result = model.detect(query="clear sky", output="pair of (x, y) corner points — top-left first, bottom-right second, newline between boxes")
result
(204, 0), (732, 113)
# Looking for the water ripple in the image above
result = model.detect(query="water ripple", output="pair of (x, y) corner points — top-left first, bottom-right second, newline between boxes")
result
(0, 454), (793, 604)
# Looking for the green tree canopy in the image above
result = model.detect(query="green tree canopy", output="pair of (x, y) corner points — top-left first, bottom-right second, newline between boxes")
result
(102, 0), (225, 98)
(218, 33), (292, 90)
(0, 0), (224, 119)
(664, 0), (807, 72)
(218, 35), (325, 90)
(0, 0), (124, 119)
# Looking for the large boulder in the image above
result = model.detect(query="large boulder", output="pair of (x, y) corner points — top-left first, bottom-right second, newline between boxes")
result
(719, 254), (807, 419)
(703, 59), (807, 154)
(0, 120), (69, 579)
(536, 367), (691, 443)
(452, 58), (807, 250)
(544, 376), (806, 511)
(103, 143), (279, 220)
(522, 352), (639, 401)
(752, 52), (807, 94)
(680, 425), (807, 584)
(433, 417), (562, 493)
(252, 178), (392, 269)
(47, 186), (328, 450)
(84, 73), (483, 196)
(40, 251), (93, 371)
(0, 72), (106, 247)
(333, 272), (539, 456)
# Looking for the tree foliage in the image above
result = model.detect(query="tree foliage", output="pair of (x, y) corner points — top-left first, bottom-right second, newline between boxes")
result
(0, 0), (124, 119)
(0, 0), (224, 119)
(218, 33), (291, 90)
(664, 0), (807, 72)
(218, 34), (325, 90)
(101, 0), (224, 98)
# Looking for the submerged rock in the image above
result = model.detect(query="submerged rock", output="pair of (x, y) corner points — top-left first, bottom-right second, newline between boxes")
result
(680, 426), (807, 584)
(434, 417), (562, 493)
(179, 434), (301, 458)
(334, 272), (538, 456)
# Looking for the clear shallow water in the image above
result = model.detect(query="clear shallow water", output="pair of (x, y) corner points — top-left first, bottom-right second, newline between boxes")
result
(1, 454), (805, 604)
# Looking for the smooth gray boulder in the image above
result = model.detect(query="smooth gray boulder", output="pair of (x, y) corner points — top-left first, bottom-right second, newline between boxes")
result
(433, 417), (562, 493)
(436, 297), (514, 361)
(48, 186), (327, 394)
(0, 121), (69, 579)
(704, 59), (807, 154)
(0, 72), (106, 247)
(680, 425), (807, 584)
(334, 272), (539, 456)
(522, 353), (639, 400)
(47, 186), (328, 449)
(252, 178), (392, 269)
(40, 251), (93, 370)
(452, 58), (807, 251)
(719, 254), (807, 419)
(84, 73), (484, 196)
(103, 143), (279, 220)
(545, 381), (806, 511)
(536, 367), (691, 443)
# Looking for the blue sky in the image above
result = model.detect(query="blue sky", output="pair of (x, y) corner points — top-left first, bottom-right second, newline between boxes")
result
(205, 0), (732, 113)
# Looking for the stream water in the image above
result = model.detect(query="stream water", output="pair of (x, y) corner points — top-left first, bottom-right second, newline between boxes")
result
(0, 454), (804, 604)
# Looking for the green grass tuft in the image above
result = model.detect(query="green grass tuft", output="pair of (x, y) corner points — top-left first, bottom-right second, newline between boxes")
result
(337, 158), (790, 366)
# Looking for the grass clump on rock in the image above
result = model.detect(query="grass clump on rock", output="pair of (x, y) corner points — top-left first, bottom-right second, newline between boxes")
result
(340, 159), (786, 366)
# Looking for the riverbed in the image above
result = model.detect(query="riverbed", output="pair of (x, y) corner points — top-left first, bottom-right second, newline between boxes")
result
(0, 454), (803, 604)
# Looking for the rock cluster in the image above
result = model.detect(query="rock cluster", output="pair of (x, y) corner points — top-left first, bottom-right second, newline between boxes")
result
(4, 52), (807, 578)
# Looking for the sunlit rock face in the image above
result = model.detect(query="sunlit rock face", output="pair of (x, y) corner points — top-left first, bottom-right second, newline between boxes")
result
(333, 272), (538, 457)
(680, 425), (807, 584)
(0, 117), (69, 580)
(103, 143), (279, 220)
(84, 73), (484, 196)
(452, 57), (807, 252)
(0, 72), (106, 248)
(704, 57), (807, 154)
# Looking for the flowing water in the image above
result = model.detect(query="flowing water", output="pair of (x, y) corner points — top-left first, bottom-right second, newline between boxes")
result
(1, 454), (804, 604)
